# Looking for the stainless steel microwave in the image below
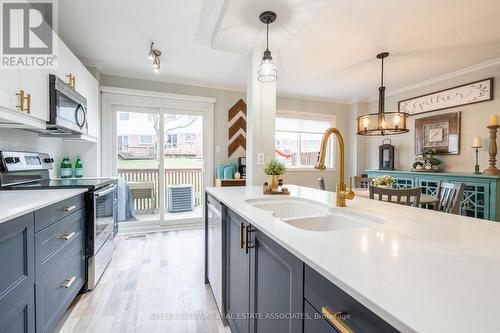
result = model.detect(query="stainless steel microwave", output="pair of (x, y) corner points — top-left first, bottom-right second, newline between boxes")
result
(48, 74), (88, 135)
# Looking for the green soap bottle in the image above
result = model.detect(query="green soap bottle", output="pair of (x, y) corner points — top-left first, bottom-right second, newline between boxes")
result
(75, 156), (83, 178)
(61, 156), (70, 178)
(66, 158), (73, 178)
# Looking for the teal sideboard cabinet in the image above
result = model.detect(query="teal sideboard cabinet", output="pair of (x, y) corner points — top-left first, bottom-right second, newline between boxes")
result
(366, 170), (500, 221)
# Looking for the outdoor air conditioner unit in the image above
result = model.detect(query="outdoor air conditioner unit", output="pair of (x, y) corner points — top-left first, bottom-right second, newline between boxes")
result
(167, 184), (194, 213)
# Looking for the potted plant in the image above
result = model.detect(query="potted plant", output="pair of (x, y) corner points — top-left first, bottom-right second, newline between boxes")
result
(429, 157), (442, 170)
(372, 175), (396, 188)
(263, 159), (285, 191)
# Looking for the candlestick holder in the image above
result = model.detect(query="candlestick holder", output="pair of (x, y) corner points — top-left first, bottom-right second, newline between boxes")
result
(484, 125), (500, 175)
(472, 146), (482, 174)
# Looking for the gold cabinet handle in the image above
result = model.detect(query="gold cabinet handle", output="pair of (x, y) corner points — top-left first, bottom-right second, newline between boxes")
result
(245, 225), (256, 254)
(66, 73), (76, 89)
(322, 306), (354, 333)
(16, 90), (25, 111)
(63, 205), (76, 212)
(61, 276), (76, 289)
(240, 222), (245, 249)
(25, 93), (31, 114)
(61, 232), (76, 241)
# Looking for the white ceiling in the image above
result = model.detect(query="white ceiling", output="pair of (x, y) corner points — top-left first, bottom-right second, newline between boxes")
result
(58, 0), (500, 102)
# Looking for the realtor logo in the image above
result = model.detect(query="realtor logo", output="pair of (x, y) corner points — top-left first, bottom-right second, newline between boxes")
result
(1, 1), (56, 68)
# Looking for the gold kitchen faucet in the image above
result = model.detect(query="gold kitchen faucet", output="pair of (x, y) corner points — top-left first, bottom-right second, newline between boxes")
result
(315, 128), (355, 207)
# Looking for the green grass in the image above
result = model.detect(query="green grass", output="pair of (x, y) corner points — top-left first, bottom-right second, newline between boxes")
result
(118, 157), (202, 169)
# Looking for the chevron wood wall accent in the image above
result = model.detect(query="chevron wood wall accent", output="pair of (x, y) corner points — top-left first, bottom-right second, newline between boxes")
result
(228, 99), (247, 157)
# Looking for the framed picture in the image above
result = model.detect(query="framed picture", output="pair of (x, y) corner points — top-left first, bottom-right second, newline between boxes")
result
(415, 112), (461, 155)
(399, 78), (493, 116)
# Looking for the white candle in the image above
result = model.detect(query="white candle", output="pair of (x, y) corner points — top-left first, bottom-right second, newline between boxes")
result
(472, 136), (481, 148)
(489, 114), (499, 126)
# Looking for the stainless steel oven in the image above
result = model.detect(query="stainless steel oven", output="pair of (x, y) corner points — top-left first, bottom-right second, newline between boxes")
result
(87, 184), (117, 290)
(48, 74), (88, 134)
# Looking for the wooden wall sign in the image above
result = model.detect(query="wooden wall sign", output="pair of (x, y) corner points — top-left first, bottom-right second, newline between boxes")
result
(228, 99), (247, 157)
(399, 78), (493, 116)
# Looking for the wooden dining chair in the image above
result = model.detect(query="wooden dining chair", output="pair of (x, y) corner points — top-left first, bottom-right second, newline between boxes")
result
(354, 176), (373, 189)
(434, 182), (465, 215)
(318, 177), (326, 191)
(369, 186), (422, 207)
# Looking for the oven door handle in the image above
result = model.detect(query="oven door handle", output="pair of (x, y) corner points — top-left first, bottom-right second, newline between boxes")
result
(94, 184), (117, 197)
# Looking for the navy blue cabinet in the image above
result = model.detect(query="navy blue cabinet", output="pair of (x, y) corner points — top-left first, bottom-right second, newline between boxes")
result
(0, 213), (35, 333)
(249, 229), (303, 333)
(304, 265), (399, 333)
(225, 210), (250, 333)
(224, 208), (303, 333)
(212, 203), (401, 333)
(0, 193), (86, 333)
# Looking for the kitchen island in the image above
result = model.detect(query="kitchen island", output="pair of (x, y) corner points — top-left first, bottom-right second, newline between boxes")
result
(205, 185), (500, 333)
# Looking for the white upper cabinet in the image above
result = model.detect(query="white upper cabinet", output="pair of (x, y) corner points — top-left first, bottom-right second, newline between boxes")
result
(0, 35), (99, 139)
(17, 69), (49, 121)
(0, 70), (20, 111)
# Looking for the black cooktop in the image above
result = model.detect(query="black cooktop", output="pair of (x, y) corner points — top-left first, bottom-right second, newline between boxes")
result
(3, 178), (116, 190)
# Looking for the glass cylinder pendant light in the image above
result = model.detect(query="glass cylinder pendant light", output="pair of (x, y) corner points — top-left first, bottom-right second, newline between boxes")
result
(257, 11), (277, 83)
(357, 52), (409, 136)
(148, 42), (162, 74)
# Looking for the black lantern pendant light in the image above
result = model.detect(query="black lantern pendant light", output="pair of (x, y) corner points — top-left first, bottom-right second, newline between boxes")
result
(257, 11), (277, 83)
(357, 52), (409, 136)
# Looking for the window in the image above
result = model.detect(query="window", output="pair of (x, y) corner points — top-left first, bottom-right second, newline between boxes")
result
(139, 135), (153, 145)
(119, 112), (130, 120)
(166, 134), (178, 148)
(275, 115), (334, 168)
(118, 135), (129, 145)
(184, 133), (197, 142)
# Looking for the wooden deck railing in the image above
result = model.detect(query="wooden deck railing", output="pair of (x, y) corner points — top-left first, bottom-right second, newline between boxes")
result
(118, 168), (203, 212)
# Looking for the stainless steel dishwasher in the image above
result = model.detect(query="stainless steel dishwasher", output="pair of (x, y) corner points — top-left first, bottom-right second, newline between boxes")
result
(206, 194), (225, 314)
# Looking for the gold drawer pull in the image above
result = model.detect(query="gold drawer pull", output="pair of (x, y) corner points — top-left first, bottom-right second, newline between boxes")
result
(63, 205), (76, 212)
(245, 225), (256, 254)
(66, 73), (76, 89)
(25, 93), (31, 114)
(61, 276), (76, 289)
(16, 90), (25, 111)
(61, 232), (76, 241)
(240, 222), (245, 249)
(322, 306), (354, 333)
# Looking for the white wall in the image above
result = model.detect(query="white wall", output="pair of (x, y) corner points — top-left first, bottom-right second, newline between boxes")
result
(100, 74), (352, 191)
(357, 63), (500, 174)
(0, 128), (99, 178)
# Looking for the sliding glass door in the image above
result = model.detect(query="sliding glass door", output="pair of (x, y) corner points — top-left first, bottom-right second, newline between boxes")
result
(164, 113), (204, 223)
(117, 109), (161, 223)
(116, 108), (207, 228)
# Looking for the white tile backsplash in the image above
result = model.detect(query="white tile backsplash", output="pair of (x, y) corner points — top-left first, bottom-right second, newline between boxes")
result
(0, 128), (65, 178)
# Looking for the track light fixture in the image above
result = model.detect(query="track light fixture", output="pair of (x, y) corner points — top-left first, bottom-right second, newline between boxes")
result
(148, 42), (162, 74)
(257, 11), (277, 83)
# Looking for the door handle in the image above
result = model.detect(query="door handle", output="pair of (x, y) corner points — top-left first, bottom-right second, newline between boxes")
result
(240, 222), (245, 249)
(61, 232), (76, 241)
(61, 276), (76, 289)
(245, 225), (256, 254)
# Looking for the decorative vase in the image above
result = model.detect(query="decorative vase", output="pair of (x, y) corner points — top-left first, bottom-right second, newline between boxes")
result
(234, 171), (241, 179)
(269, 175), (279, 191)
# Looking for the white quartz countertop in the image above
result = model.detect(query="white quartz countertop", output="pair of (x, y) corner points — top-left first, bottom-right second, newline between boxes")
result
(0, 189), (88, 223)
(206, 185), (500, 333)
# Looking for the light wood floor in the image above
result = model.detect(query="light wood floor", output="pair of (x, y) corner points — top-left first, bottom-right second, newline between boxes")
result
(56, 230), (231, 333)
